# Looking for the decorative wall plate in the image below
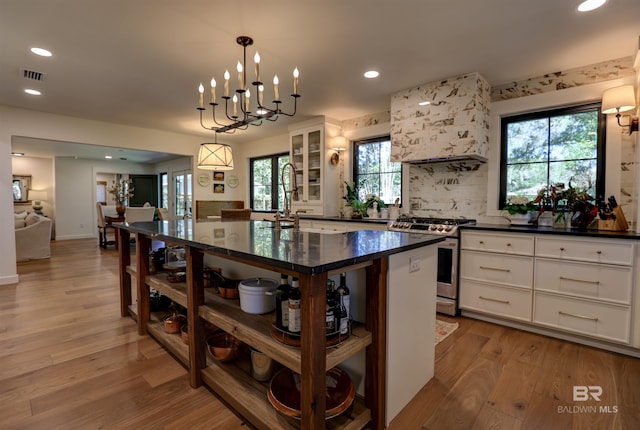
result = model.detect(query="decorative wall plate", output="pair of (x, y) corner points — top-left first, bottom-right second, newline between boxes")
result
(197, 174), (211, 187)
(226, 175), (239, 188)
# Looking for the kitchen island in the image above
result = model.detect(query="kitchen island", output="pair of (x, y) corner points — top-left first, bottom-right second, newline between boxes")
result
(116, 219), (444, 429)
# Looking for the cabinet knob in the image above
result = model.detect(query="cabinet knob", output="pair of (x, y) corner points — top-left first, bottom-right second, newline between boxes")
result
(596, 250), (602, 254)
(506, 243), (511, 247)
(479, 241), (484, 244)
(560, 247), (565, 251)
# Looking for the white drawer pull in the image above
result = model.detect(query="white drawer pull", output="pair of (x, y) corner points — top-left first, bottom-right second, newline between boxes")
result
(559, 276), (600, 285)
(559, 310), (599, 322)
(479, 296), (510, 304)
(480, 265), (511, 273)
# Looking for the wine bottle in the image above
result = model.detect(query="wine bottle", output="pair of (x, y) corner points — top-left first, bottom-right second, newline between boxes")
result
(325, 280), (336, 333)
(337, 272), (350, 320)
(338, 290), (349, 335)
(275, 274), (291, 330)
(288, 277), (301, 333)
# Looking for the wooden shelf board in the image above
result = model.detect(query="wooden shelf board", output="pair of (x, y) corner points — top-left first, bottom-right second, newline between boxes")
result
(198, 291), (371, 374)
(201, 363), (369, 430)
(126, 264), (137, 276)
(146, 274), (188, 307)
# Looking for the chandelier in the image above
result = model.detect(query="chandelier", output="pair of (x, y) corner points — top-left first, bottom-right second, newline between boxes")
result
(197, 36), (300, 134)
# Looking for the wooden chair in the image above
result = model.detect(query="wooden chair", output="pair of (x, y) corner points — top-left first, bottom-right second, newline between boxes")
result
(97, 203), (118, 248)
(220, 208), (252, 220)
(125, 206), (156, 223)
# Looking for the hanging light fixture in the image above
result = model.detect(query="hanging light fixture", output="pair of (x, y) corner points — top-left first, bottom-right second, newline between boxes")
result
(197, 36), (300, 134)
(197, 135), (234, 170)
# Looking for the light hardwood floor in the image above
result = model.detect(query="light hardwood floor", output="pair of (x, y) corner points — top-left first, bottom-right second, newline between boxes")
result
(3, 239), (639, 429)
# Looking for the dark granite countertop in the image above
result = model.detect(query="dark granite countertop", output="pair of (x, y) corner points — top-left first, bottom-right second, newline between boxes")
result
(117, 220), (444, 274)
(461, 223), (640, 240)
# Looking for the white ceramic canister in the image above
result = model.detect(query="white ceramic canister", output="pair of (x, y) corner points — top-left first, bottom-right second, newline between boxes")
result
(238, 277), (278, 314)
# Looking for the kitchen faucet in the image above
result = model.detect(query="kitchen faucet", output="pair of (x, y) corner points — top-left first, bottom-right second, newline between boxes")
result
(280, 162), (299, 218)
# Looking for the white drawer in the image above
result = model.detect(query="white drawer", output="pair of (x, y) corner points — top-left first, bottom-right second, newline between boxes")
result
(535, 236), (634, 266)
(461, 250), (533, 289)
(533, 292), (631, 344)
(461, 231), (534, 255)
(460, 280), (532, 322)
(534, 259), (632, 305)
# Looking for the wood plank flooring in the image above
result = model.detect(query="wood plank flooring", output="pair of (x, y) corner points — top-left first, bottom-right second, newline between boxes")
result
(2, 239), (639, 429)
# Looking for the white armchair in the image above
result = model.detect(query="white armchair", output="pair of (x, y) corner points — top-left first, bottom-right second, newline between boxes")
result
(125, 206), (156, 223)
(15, 214), (52, 262)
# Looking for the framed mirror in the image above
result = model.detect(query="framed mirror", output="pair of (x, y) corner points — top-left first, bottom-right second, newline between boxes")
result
(12, 175), (31, 203)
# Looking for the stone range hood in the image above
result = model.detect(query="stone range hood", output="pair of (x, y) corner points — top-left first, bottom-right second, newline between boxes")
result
(390, 72), (490, 164)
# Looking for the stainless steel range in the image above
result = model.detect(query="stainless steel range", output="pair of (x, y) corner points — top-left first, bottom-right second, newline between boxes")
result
(388, 217), (476, 315)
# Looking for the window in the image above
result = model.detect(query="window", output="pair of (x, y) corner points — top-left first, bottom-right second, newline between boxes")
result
(499, 103), (606, 207)
(159, 172), (168, 209)
(250, 153), (290, 211)
(352, 136), (402, 206)
(173, 170), (192, 217)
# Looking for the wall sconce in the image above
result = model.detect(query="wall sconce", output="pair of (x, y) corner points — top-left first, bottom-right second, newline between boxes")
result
(331, 136), (347, 165)
(602, 85), (639, 134)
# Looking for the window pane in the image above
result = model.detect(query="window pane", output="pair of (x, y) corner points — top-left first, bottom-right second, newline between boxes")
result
(506, 119), (548, 163)
(506, 162), (548, 200)
(277, 155), (290, 211)
(549, 159), (597, 196)
(252, 158), (272, 211)
(354, 137), (402, 206)
(549, 111), (598, 161)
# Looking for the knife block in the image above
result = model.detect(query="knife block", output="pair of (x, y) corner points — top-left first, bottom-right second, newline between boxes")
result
(597, 206), (628, 231)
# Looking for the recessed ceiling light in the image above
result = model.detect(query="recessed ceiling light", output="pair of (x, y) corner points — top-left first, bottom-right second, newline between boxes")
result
(577, 0), (606, 12)
(30, 47), (53, 57)
(105, 155), (113, 159)
(12, 152), (25, 157)
(364, 70), (379, 79)
(24, 89), (41, 96)
(418, 101), (431, 106)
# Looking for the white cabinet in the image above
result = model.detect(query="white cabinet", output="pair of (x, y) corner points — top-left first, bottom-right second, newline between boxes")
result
(532, 236), (634, 345)
(459, 231), (534, 322)
(289, 117), (341, 216)
(460, 229), (637, 349)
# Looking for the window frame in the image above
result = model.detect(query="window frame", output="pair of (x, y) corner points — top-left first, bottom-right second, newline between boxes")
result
(249, 152), (289, 212)
(499, 102), (606, 209)
(351, 135), (402, 207)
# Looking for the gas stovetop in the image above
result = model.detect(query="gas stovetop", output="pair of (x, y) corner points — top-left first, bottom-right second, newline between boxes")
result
(387, 217), (476, 236)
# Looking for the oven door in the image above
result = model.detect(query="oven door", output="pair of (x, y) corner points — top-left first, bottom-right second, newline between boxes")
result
(436, 238), (458, 300)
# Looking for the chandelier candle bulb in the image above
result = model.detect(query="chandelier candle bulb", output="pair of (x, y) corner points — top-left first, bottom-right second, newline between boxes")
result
(237, 61), (243, 91)
(198, 83), (204, 108)
(232, 94), (238, 117)
(258, 84), (264, 105)
(224, 70), (230, 97)
(254, 52), (260, 83)
(273, 75), (279, 100)
(245, 89), (250, 112)
(210, 78), (216, 103)
(293, 68), (299, 95)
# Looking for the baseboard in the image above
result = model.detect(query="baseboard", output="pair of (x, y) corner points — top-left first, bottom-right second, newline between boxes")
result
(55, 234), (96, 240)
(0, 274), (19, 285)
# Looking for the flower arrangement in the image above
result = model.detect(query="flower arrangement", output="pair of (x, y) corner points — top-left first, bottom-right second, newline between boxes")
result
(503, 195), (536, 215)
(343, 180), (386, 217)
(364, 194), (386, 211)
(108, 179), (134, 204)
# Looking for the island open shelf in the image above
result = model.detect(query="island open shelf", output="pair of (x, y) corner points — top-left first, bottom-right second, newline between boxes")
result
(116, 221), (443, 429)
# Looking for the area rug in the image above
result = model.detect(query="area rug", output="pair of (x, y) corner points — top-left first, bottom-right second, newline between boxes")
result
(435, 319), (459, 345)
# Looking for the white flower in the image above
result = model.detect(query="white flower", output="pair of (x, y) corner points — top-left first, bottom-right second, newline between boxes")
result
(508, 196), (529, 205)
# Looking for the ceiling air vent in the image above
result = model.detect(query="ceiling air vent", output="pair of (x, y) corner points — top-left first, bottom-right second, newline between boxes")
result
(20, 68), (47, 81)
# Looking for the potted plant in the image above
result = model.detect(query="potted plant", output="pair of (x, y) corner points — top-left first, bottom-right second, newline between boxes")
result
(108, 178), (134, 215)
(343, 180), (367, 218)
(503, 195), (536, 225)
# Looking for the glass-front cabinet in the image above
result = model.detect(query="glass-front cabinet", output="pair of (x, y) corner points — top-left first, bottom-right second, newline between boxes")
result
(289, 117), (341, 216)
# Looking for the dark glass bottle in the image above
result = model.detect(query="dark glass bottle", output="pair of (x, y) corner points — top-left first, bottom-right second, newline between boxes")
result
(325, 280), (336, 333)
(275, 274), (291, 330)
(337, 290), (349, 335)
(337, 272), (350, 320)
(288, 277), (301, 333)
